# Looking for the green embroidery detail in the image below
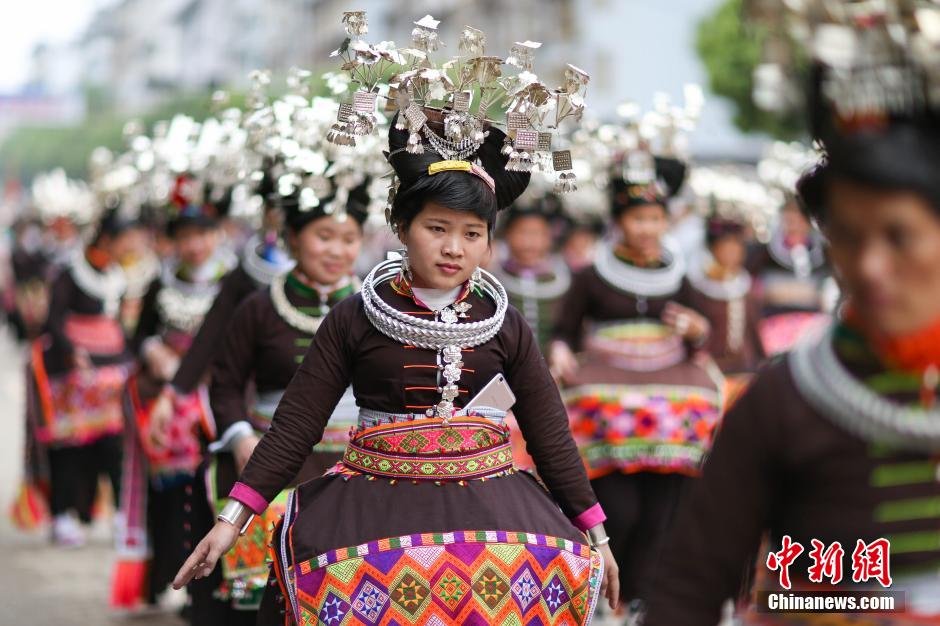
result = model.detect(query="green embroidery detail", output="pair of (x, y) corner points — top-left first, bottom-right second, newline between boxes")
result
(870, 461), (937, 487)
(285, 272), (318, 299)
(865, 372), (922, 395)
(285, 271), (355, 304)
(294, 337), (313, 348)
(875, 496), (940, 523)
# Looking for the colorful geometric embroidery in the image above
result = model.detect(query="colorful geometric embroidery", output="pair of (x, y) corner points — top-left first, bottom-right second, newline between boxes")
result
(564, 383), (721, 478)
(130, 378), (213, 477)
(511, 564), (541, 611)
(351, 578), (390, 622)
(288, 530), (602, 625)
(342, 418), (516, 481)
(32, 344), (128, 447)
(389, 569), (430, 618)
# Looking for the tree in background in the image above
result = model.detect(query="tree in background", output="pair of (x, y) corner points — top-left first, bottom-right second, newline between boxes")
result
(696, 0), (806, 140)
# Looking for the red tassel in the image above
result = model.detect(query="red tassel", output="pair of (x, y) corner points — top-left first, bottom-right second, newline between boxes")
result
(9, 481), (49, 531)
(110, 559), (149, 610)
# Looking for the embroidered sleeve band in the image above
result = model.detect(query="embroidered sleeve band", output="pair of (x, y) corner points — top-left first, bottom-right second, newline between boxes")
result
(229, 481), (269, 515)
(571, 502), (607, 532)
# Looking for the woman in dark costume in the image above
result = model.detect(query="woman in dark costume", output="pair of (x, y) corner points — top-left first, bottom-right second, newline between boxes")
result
(31, 210), (138, 546)
(646, 4), (940, 624)
(687, 213), (766, 406)
(549, 150), (722, 611)
(115, 176), (236, 608)
(748, 152), (833, 355)
(174, 13), (619, 621)
(493, 191), (571, 354)
(186, 176), (372, 625)
(149, 175), (295, 426)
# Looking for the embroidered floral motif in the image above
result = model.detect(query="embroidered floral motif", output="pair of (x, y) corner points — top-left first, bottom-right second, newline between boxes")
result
(564, 384), (722, 478)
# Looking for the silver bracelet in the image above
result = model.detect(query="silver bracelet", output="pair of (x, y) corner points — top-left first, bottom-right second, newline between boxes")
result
(587, 525), (610, 548)
(217, 499), (255, 535)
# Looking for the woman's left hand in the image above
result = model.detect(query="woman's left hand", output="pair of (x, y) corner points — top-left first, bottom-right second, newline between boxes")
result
(662, 302), (709, 343)
(597, 541), (620, 611)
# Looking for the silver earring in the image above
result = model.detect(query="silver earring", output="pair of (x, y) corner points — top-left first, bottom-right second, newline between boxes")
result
(470, 266), (482, 288)
(400, 248), (413, 282)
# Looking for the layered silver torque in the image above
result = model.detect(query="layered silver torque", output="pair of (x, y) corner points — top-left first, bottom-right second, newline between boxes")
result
(361, 258), (509, 351)
(789, 325), (940, 450)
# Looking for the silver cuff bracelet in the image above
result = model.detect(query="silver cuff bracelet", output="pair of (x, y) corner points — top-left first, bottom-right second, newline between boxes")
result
(217, 499), (255, 535)
(587, 526), (610, 548)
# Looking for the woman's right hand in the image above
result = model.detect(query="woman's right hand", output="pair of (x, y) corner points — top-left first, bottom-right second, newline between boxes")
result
(172, 520), (241, 589)
(548, 340), (579, 384)
(148, 387), (174, 449)
(597, 541), (620, 611)
(144, 340), (179, 381)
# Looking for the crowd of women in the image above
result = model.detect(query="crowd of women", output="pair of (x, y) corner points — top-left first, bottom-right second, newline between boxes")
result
(5, 2), (940, 624)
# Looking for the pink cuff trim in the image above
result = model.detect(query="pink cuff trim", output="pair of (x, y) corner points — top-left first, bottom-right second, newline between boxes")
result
(229, 482), (268, 515)
(571, 503), (606, 532)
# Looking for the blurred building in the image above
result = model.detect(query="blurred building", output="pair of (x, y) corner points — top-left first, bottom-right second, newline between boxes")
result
(20, 0), (763, 159)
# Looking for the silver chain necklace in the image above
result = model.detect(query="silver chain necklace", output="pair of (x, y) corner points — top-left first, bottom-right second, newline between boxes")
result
(789, 326), (940, 450)
(494, 256), (572, 301)
(155, 260), (224, 334)
(270, 273), (358, 335)
(593, 242), (685, 298)
(361, 258), (508, 420)
(687, 255), (752, 302)
(69, 250), (126, 318)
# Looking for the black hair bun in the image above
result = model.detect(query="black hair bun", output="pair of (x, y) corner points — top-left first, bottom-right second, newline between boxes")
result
(655, 157), (687, 198)
(609, 155), (687, 216)
(387, 111), (530, 210)
(96, 207), (139, 239)
(795, 159), (828, 223)
(281, 175), (371, 232)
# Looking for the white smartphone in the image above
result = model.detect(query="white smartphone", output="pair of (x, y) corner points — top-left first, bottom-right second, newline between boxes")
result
(463, 374), (516, 413)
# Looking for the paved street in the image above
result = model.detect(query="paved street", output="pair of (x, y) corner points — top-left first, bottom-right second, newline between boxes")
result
(0, 332), (181, 626)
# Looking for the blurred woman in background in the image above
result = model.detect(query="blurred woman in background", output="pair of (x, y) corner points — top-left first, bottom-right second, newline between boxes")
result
(31, 210), (138, 546)
(550, 151), (722, 613)
(186, 175), (371, 625)
(114, 177), (235, 610)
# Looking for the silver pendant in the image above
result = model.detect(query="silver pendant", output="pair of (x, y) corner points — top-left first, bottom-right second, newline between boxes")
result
(440, 307), (459, 324)
(442, 345), (462, 362)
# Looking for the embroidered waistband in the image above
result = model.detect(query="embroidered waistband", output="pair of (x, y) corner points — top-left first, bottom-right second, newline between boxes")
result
(342, 416), (514, 481)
